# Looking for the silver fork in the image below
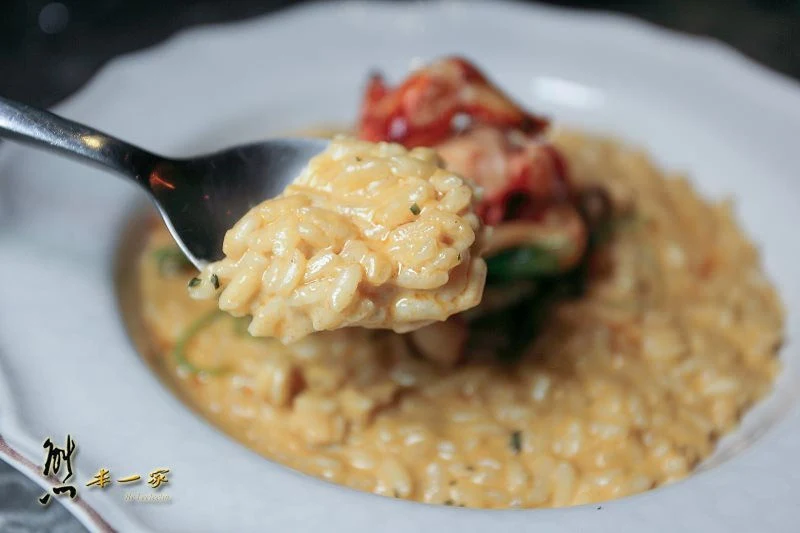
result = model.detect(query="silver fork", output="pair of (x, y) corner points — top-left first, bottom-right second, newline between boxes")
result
(0, 96), (328, 268)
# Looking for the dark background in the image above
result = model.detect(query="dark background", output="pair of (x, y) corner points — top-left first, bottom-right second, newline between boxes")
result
(0, 0), (799, 108)
(0, 1), (798, 532)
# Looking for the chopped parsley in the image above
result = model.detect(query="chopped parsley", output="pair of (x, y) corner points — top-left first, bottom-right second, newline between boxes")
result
(210, 274), (220, 290)
(509, 430), (523, 454)
(410, 203), (421, 215)
(172, 312), (264, 375)
(172, 310), (227, 375)
(152, 246), (192, 276)
(444, 499), (454, 506)
(188, 277), (201, 288)
(486, 246), (562, 283)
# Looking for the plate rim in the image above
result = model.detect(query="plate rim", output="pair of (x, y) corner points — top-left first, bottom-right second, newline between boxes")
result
(1, 1), (799, 532)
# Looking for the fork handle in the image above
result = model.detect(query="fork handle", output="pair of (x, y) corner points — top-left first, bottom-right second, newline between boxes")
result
(0, 95), (160, 186)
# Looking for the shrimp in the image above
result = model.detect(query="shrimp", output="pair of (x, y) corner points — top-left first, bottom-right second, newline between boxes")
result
(358, 56), (548, 148)
(357, 57), (579, 236)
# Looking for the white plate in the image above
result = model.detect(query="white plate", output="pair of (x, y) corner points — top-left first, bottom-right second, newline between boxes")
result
(2, 1), (800, 531)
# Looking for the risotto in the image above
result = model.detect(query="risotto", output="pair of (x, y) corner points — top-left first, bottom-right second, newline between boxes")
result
(136, 128), (782, 508)
(189, 138), (487, 344)
(132, 58), (783, 508)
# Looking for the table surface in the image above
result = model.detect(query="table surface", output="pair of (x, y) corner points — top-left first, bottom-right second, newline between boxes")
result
(0, 0), (798, 531)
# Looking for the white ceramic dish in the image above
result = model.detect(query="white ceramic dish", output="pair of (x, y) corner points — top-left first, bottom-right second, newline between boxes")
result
(2, 1), (800, 531)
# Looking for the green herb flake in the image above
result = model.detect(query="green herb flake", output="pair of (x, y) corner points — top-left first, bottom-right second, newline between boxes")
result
(210, 274), (220, 290)
(509, 430), (523, 454)
(393, 490), (400, 498)
(444, 499), (454, 506)
(188, 277), (201, 288)
(485, 246), (562, 283)
(152, 246), (192, 276)
(355, 156), (362, 162)
(410, 203), (421, 215)
(171, 310), (227, 375)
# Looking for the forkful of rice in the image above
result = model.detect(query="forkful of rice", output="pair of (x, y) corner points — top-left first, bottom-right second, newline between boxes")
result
(189, 137), (489, 344)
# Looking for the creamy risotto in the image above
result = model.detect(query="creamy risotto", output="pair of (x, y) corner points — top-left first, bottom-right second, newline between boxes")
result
(132, 58), (783, 509)
(189, 138), (486, 344)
